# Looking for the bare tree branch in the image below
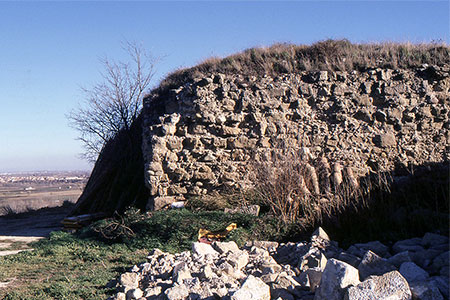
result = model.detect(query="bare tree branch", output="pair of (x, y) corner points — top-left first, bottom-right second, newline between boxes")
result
(68, 41), (157, 162)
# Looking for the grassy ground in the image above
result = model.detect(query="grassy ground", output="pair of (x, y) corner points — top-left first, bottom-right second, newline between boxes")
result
(0, 162), (447, 299)
(0, 231), (148, 300)
(0, 209), (290, 300)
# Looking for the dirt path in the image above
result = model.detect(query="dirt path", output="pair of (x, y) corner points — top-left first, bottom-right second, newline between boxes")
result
(0, 206), (70, 254)
(0, 205), (73, 287)
(0, 204), (73, 237)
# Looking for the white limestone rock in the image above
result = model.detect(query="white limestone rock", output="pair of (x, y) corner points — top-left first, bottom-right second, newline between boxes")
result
(126, 288), (143, 300)
(164, 284), (189, 300)
(231, 275), (270, 300)
(172, 262), (192, 284)
(119, 272), (140, 291)
(299, 250), (328, 272)
(311, 227), (330, 242)
(358, 250), (396, 280)
(226, 250), (249, 270)
(314, 258), (360, 300)
(212, 241), (240, 254)
(192, 242), (219, 257)
(345, 271), (412, 300)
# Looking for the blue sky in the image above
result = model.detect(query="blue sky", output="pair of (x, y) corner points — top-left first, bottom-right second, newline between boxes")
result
(0, 1), (448, 172)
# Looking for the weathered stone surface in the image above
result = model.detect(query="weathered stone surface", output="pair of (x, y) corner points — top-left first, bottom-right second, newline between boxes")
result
(111, 292), (126, 300)
(374, 133), (396, 148)
(409, 281), (444, 300)
(358, 250), (396, 280)
(227, 250), (249, 270)
(393, 238), (424, 254)
(314, 259), (360, 300)
(125, 288), (143, 300)
(399, 262), (429, 283)
(225, 205), (260, 216)
(387, 251), (412, 268)
(173, 262), (192, 284)
(192, 242), (218, 257)
(338, 252), (361, 268)
(431, 251), (449, 272)
(300, 251), (328, 271)
(141, 69), (448, 209)
(212, 241), (240, 254)
(164, 284), (189, 300)
(245, 241), (279, 250)
(153, 196), (178, 211)
(119, 272), (139, 290)
(353, 241), (389, 257)
(311, 227), (330, 242)
(231, 275), (270, 300)
(430, 276), (449, 299)
(144, 286), (162, 297)
(298, 268), (322, 292)
(422, 233), (449, 248)
(270, 274), (303, 297)
(110, 230), (448, 300)
(345, 271), (412, 300)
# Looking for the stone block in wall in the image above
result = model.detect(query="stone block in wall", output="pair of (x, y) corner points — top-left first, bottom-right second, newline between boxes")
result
(227, 136), (257, 149)
(166, 136), (183, 151)
(183, 137), (202, 149)
(373, 133), (396, 148)
(148, 162), (163, 174)
(220, 126), (241, 137)
(222, 99), (236, 111)
(167, 185), (188, 195)
(354, 94), (372, 107)
(151, 196), (179, 210)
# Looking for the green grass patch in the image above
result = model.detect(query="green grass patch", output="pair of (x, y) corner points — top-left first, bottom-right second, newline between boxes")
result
(0, 209), (291, 299)
(0, 230), (148, 299)
(89, 208), (296, 251)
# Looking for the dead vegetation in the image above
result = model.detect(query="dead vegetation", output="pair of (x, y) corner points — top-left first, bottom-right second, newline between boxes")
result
(249, 148), (365, 227)
(248, 146), (449, 244)
(156, 40), (450, 92)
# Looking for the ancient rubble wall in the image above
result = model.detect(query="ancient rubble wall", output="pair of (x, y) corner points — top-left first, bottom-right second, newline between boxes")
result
(142, 65), (449, 209)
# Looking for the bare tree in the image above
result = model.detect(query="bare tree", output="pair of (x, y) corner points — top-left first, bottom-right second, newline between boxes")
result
(68, 41), (156, 162)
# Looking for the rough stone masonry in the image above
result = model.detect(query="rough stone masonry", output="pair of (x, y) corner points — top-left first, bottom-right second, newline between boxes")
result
(142, 65), (449, 210)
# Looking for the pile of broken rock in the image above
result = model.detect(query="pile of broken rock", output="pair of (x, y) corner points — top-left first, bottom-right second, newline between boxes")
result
(108, 228), (449, 300)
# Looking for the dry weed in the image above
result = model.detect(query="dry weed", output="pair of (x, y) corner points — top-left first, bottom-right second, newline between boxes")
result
(249, 148), (367, 226)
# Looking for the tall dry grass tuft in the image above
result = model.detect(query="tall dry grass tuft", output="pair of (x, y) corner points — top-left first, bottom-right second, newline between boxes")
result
(249, 149), (365, 228)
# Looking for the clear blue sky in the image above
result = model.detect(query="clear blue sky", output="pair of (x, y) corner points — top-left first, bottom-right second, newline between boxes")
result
(0, 1), (448, 172)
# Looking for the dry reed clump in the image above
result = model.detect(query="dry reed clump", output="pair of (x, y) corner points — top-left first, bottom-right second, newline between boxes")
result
(248, 148), (366, 227)
(156, 39), (450, 92)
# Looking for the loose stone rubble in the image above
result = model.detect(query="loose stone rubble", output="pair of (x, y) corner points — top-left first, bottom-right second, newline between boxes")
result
(108, 228), (449, 300)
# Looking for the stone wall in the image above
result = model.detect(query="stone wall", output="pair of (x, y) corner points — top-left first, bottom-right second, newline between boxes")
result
(142, 65), (449, 209)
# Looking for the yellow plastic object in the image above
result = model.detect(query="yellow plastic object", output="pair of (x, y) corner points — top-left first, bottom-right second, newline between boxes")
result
(198, 223), (237, 242)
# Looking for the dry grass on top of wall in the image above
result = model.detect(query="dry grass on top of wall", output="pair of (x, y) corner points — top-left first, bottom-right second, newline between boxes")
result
(154, 39), (450, 92)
